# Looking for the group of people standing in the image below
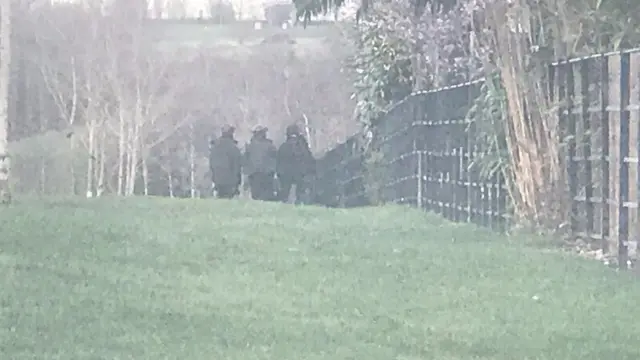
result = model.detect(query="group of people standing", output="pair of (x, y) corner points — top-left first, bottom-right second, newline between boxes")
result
(208, 123), (316, 203)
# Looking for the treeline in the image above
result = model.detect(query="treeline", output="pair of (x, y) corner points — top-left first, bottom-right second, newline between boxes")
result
(8, 2), (356, 198)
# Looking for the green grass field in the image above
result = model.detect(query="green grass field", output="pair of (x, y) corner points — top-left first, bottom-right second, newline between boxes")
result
(1, 197), (639, 359)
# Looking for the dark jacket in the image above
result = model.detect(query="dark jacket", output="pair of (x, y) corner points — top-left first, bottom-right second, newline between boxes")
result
(244, 135), (277, 175)
(209, 135), (242, 186)
(276, 134), (315, 180)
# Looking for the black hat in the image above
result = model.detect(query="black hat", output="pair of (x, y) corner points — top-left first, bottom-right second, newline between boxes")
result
(221, 124), (235, 135)
(286, 124), (301, 136)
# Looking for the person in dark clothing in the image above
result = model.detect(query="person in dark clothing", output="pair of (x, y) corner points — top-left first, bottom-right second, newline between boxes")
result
(244, 124), (278, 201)
(209, 124), (242, 199)
(276, 124), (316, 204)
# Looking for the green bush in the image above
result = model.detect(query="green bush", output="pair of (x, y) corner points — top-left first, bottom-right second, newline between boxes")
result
(264, 3), (293, 26)
(10, 131), (89, 196)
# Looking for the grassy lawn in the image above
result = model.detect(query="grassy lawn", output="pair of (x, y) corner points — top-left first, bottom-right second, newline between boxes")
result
(1, 197), (639, 359)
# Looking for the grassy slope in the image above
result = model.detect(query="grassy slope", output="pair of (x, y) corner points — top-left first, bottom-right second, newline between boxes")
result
(1, 198), (639, 359)
(147, 21), (342, 50)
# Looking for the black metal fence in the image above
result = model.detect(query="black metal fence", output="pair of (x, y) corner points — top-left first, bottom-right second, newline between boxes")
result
(315, 48), (640, 265)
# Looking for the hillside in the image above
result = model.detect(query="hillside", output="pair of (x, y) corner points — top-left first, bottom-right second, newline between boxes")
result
(146, 19), (345, 56)
(1, 198), (639, 359)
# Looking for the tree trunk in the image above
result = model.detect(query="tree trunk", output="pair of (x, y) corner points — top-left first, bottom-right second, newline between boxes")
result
(0, 0), (12, 204)
(38, 77), (47, 195)
(68, 57), (78, 196)
(86, 121), (95, 198)
(168, 171), (174, 198)
(142, 152), (149, 196)
(97, 127), (106, 197)
(125, 118), (139, 196)
(70, 136), (77, 195)
(302, 113), (313, 152)
(189, 123), (196, 198)
(117, 111), (126, 195)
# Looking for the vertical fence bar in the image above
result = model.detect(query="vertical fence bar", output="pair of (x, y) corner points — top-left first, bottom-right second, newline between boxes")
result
(637, 59), (640, 258)
(580, 59), (595, 240)
(601, 54), (611, 252)
(557, 62), (568, 232)
(464, 85), (474, 223)
(413, 96), (423, 209)
(481, 182), (488, 227)
(546, 63), (557, 232)
(566, 62), (579, 235)
(449, 146), (460, 222)
(630, 53), (640, 265)
(423, 93), (433, 211)
(435, 91), (445, 216)
(416, 137), (423, 209)
(618, 52), (631, 269)
(458, 146), (465, 222)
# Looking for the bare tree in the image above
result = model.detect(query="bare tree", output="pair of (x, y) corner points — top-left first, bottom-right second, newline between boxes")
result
(31, 3), (197, 197)
(34, 3), (109, 197)
(166, 0), (187, 18)
(40, 55), (80, 193)
(203, 42), (356, 149)
(12, 10), (356, 198)
(153, 0), (166, 19)
(103, 50), (190, 195)
(0, 0), (12, 204)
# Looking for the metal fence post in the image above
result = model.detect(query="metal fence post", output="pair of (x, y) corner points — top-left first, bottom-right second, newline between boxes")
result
(600, 54), (611, 254)
(580, 59), (595, 241)
(618, 52), (631, 269)
(566, 62), (579, 235)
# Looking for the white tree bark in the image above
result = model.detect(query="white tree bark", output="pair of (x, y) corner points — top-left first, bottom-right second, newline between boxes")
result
(0, 0), (11, 204)
(68, 57), (78, 195)
(85, 109), (96, 198)
(302, 112), (313, 152)
(117, 109), (126, 195)
(97, 127), (106, 196)
(40, 54), (81, 195)
(141, 152), (149, 195)
(168, 171), (174, 197)
(189, 122), (196, 198)
(38, 75), (47, 195)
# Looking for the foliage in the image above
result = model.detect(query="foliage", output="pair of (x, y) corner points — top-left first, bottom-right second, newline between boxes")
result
(465, 74), (509, 182)
(291, 0), (456, 23)
(4, 198), (640, 358)
(9, 128), (211, 198)
(464, 74), (520, 220)
(9, 3), (356, 199)
(345, 0), (481, 132)
(345, 0), (415, 131)
(292, 0), (349, 23)
(10, 130), (89, 196)
(509, 0), (640, 56)
(264, 3), (294, 26)
(295, 0), (640, 54)
(457, 0), (640, 231)
(342, 0), (480, 204)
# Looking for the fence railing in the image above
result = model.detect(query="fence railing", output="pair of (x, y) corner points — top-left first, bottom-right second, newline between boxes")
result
(315, 48), (640, 267)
